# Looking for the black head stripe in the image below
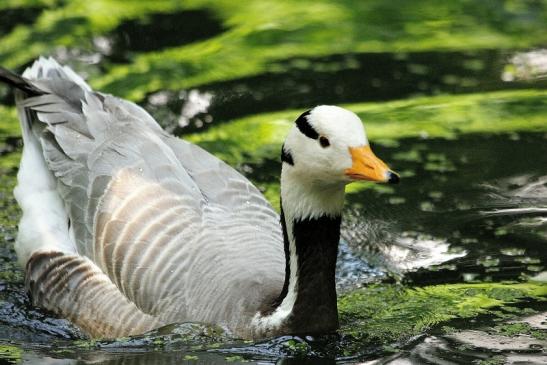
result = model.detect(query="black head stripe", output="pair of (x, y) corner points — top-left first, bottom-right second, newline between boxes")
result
(281, 143), (294, 165)
(295, 110), (319, 140)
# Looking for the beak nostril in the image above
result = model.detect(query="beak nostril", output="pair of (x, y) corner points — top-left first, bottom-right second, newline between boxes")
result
(387, 171), (400, 184)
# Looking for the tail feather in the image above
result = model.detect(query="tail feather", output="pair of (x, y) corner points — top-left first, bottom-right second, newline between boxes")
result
(4, 57), (89, 267)
(0, 66), (43, 96)
(0, 56), (92, 97)
(22, 56), (91, 91)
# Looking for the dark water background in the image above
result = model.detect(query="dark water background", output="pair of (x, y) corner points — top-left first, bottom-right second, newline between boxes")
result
(0, 1), (546, 364)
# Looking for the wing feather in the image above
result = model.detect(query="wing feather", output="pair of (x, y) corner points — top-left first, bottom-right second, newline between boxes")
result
(17, 59), (285, 336)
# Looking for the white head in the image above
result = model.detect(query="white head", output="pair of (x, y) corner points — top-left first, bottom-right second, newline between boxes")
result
(280, 105), (399, 219)
(282, 105), (398, 185)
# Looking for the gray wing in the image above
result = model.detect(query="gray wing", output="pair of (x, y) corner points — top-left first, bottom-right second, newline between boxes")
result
(22, 72), (284, 331)
(22, 88), (204, 255)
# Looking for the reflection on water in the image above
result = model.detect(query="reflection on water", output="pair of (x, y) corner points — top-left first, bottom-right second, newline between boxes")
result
(341, 213), (466, 280)
(364, 307), (547, 365)
(0, 6), (43, 36)
(503, 49), (547, 81)
(139, 49), (547, 133)
(339, 133), (547, 285)
(105, 9), (225, 62)
(21, 352), (260, 365)
(20, 353), (341, 365)
(369, 334), (546, 364)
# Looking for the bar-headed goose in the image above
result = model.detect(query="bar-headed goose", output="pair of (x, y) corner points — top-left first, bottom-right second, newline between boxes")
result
(0, 57), (398, 339)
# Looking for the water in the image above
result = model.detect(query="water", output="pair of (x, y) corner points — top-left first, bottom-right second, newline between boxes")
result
(143, 49), (547, 134)
(0, 1), (546, 364)
(347, 133), (547, 282)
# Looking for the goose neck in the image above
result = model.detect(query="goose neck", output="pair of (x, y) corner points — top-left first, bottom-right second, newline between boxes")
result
(252, 169), (344, 336)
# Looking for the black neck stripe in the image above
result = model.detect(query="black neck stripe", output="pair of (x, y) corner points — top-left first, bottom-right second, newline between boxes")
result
(267, 213), (341, 331)
(295, 110), (319, 140)
(281, 143), (294, 165)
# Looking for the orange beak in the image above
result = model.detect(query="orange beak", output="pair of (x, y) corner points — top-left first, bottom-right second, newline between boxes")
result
(345, 145), (399, 184)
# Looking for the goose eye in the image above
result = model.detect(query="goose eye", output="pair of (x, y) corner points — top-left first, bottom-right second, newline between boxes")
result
(319, 136), (330, 148)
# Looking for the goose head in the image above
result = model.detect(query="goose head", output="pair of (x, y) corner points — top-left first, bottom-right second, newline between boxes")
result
(280, 105), (399, 219)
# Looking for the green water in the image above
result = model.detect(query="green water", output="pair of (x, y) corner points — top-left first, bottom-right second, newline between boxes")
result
(0, 0), (546, 363)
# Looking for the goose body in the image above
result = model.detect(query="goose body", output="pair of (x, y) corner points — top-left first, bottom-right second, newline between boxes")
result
(1, 58), (398, 339)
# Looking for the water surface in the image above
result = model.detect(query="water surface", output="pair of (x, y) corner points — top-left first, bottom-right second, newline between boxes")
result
(0, 1), (546, 364)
